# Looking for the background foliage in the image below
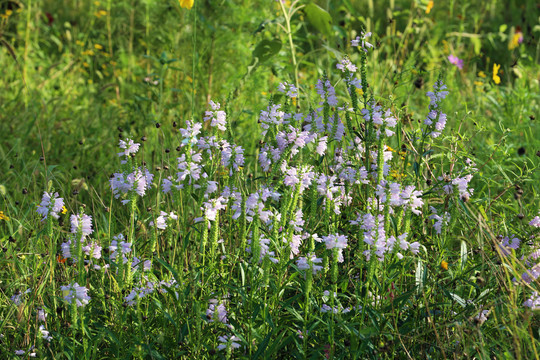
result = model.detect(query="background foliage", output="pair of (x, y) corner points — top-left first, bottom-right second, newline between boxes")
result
(0, 0), (539, 358)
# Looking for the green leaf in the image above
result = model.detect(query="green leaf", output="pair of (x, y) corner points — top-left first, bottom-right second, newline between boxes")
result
(460, 240), (468, 270)
(304, 3), (332, 38)
(470, 37), (481, 55)
(252, 39), (282, 63)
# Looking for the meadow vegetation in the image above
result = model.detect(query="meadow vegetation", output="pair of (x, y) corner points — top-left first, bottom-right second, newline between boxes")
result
(0, 0), (539, 358)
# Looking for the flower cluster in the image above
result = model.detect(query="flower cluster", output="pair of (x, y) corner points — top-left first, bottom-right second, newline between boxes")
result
(204, 100), (227, 131)
(60, 282), (91, 307)
(277, 82), (298, 98)
(37, 192), (64, 221)
(424, 81), (449, 138)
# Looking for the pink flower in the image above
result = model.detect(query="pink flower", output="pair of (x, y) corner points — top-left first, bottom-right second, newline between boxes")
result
(448, 55), (464, 70)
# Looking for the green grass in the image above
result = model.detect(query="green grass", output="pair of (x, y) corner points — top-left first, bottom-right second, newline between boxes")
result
(0, 0), (539, 358)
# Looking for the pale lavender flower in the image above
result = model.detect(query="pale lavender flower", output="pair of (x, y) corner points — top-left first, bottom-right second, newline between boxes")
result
(475, 309), (489, 325)
(315, 78), (338, 106)
(351, 31), (373, 52)
(110, 167), (154, 203)
(117, 139), (140, 158)
(217, 335), (241, 351)
(530, 216), (540, 228)
(452, 174), (474, 201)
(37, 191), (64, 221)
(323, 233), (348, 262)
(179, 120), (203, 146)
(426, 81), (449, 108)
(336, 58), (357, 73)
(524, 292), (540, 310)
(429, 206), (450, 234)
(202, 197), (227, 221)
(84, 241), (102, 259)
(37, 308), (47, 322)
(400, 185), (424, 215)
(206, 300), (228, 324)
(204, 100), (227, 131)
(15, 350), (25, 355)
(296, 253), (323, 274)
(39, 325), (52, 342)
(277, 82), (298, 98)
(60, 283), (90, 307)
(110, 234), (132, 264)
(150, 211), (178, 230)
(11, 289), (31, 306)
(70, 213), (93, 238)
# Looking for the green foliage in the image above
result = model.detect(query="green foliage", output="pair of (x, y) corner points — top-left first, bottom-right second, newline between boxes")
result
(0, 0), (539, 359)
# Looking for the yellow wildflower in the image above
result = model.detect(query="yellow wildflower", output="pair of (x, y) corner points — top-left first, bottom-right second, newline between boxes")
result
(478, 71), (486, 78)
(62, 206), (68, 214)
(356, 88), (364, 96)
(508, 31), (523, 50)
(474, 81), (483, 87)
(179, 0), (194, 9)
(441, 260), (448, 270)
(492, 63), (501, 84)
(99, 10), (108, 17)
(94, 44), (103, 50)
(0, 211), (9, 221)
(426, 1), (434, 14)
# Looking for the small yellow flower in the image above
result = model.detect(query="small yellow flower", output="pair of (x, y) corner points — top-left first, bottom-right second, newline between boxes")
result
(76, 40), (85, 47)
(179, 0), (194, 9)
(386, 145), (395, 152)
(0, 211), (9, 221)
(62, 206), (67, 214)
(94, 44), (103, 50)
(6, 9), (13, 17)
(356, 88), (364, 96)
(441, 260), (448, 270)
(99, 10), (108, 17)
(426, 0), (434, 14)
(474, 81), (484, 87)
(508, 31), (523, 50)
(83, 62), (90, 68)
(492, 63), (501, 84)
(478, 71), (486, 78)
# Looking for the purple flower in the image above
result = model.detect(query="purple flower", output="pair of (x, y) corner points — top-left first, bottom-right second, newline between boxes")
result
(530, 216), (540, 228)
(217, 335), (241, 351)
(60, 283), (91, 307)
(524, 292), (540, 310)
(296, 253), (323, 274)
(277, 82), (298, 98)
(117, 139), (140, 158)
(336, 58), (357, 73)
(37, 191), (64, 221)
(448, 55), (464, 70)
(204, 100), (227, 131)
(70, 213), (93, 238)
(351, 31), (374, 52)
(150, 211), (178, 230)
(206, 299), (228, 324)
